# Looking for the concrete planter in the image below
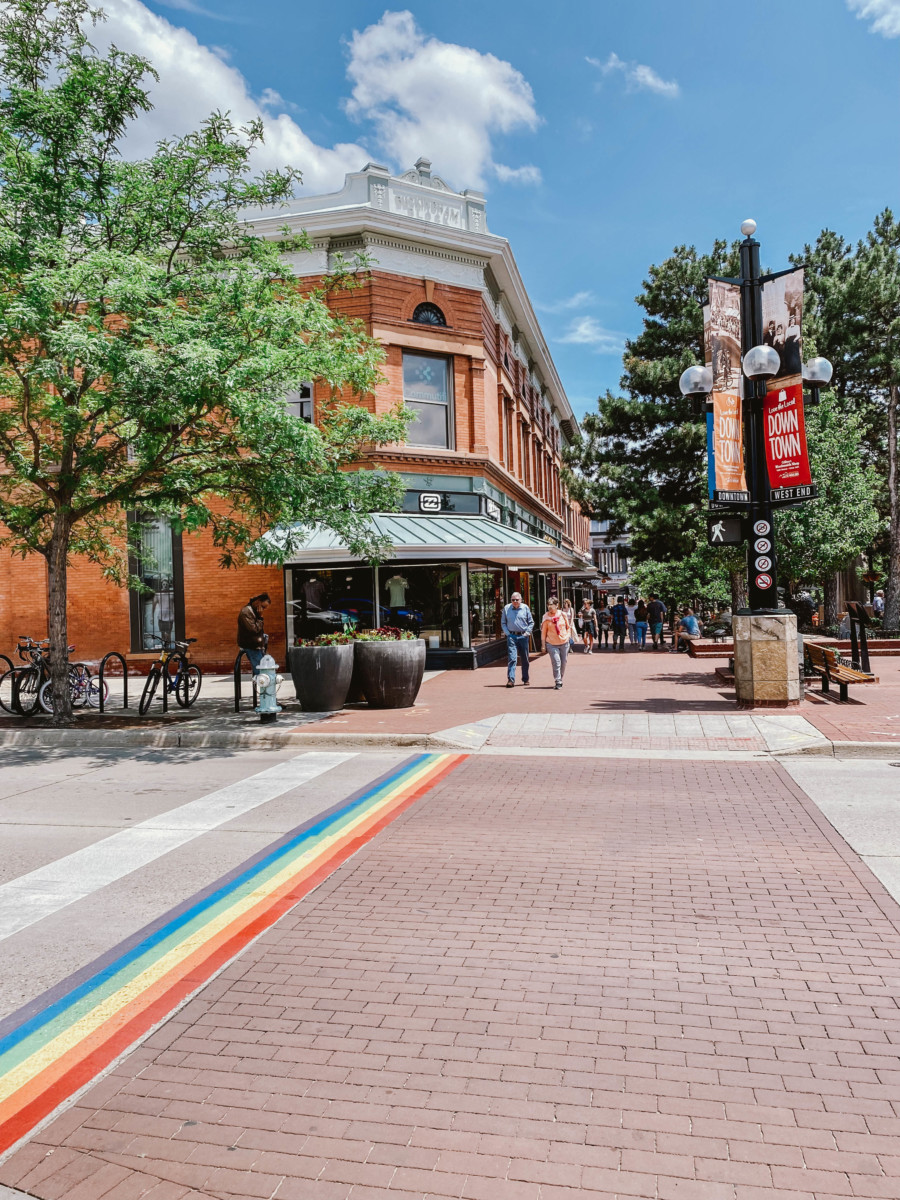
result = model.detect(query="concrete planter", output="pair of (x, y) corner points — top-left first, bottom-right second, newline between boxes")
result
(354, 638), (426, 709)
(289, 643), (354, 712)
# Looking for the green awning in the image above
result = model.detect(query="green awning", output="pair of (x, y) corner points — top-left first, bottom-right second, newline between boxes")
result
(263, 513), (583, 568)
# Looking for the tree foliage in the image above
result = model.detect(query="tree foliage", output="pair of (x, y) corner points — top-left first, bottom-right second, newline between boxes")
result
(0, 0), (410, 720)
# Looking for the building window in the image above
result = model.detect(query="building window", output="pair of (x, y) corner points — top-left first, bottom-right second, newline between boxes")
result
(128, 513), (185, 651)
(411, 302), (446, 327)
(403, 352), (453, 448)
(284, 383), (313, 423)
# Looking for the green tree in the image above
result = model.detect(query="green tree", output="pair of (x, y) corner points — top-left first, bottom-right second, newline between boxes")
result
(775, 395), (881, 625)
(797, 211), (900, 627)
(629, 543), (733, 610)
(565, 238), (747, 607)
(0, 0), (409, 722)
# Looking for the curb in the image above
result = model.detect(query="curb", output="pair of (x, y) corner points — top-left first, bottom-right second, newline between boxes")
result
(772, 739), (900, 760)
(0, 727), (472, 752)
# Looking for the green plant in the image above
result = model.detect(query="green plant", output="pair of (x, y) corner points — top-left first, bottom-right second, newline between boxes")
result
(353, 626), (417, 642)
(293, 632), (357, 647)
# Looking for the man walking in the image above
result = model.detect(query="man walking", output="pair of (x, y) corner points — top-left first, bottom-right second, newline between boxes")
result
(610, 596), (629, 651)
(501, 591), (534, 687)
(237, 592), (271, 673)
(647, 594), (667, 650)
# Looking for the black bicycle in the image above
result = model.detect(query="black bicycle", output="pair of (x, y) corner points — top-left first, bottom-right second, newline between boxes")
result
(0, 637), (104, 716)
(139, 637), (202, 715)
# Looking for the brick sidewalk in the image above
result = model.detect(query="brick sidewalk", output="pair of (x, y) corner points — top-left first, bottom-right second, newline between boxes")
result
(6, 754), (900, 1199)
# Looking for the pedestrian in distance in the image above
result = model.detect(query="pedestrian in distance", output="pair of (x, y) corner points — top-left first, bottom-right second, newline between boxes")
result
(874, 589), (885, 618)
(647, 594), (667, 650)
(611, 595), (629, 651)
(541, 596), (571, 689)
(670, 607), (703, 653)
(633, 598), (649, 649)
(579, 598), (598, 654)
(501, 590), (534, 687)
(598, 603), (612, 648)
(562, 597), (577, 649)
(237, 592), (271, 673)
(625, 596), (638, 644)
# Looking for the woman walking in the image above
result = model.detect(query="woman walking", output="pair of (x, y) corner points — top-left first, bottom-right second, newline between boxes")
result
(579, 598), (598, 654)
(634, 598), (649, 649)
(561, 597), (577, 649)
(541, 597), (572, 689)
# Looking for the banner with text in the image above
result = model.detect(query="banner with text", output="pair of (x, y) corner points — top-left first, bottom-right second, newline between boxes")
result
(704, 281), (748, 503)
(763, 382), (813, 501)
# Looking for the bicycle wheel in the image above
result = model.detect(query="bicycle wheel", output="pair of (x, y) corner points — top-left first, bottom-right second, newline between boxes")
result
(0, 668), (20, 714)
(40, 666), (80, 714)
(70, 663), (92, 709)
(139, 666), (162, 715)
(86, 677), (108, 708)
(14, 667), (42, 716)
(176, 664), (202, 708)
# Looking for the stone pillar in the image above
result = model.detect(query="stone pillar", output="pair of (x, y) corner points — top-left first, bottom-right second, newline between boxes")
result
(733, 612), (800, 708)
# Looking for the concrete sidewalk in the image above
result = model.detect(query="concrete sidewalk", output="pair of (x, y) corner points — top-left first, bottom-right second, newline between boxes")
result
(5, 753), (900, 1199)
(3, 652), (898, 757)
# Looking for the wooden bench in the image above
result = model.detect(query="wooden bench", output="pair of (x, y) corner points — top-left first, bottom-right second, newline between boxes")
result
(805, 642), (875, 701)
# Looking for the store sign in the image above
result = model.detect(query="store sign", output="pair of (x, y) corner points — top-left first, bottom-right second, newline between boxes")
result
(418, 492), (442, 512)
(763, 384), (812, 495)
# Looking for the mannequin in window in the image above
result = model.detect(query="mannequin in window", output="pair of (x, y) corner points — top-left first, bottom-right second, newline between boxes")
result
(385, 574), (409, 623)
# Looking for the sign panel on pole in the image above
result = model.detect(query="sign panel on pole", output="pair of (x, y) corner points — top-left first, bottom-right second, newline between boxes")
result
(704, 281), (749, 504)
(763, 383), (813, 494)
(761, 268), (804, 384)
(707, 515), (743, 546)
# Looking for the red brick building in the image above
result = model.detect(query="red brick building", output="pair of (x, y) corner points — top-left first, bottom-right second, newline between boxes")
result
(0, 159), (590, 672)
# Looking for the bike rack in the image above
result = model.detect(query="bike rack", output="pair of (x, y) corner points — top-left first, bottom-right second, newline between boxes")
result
(98, 652), (128, 714)
(233, 650), (258, 713)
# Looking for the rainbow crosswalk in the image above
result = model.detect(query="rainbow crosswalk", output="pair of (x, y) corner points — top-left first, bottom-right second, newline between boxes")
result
(0, 751), (465, 1159)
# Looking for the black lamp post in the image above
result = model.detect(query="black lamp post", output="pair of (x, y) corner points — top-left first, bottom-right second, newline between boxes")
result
(680, 219), (833, 617)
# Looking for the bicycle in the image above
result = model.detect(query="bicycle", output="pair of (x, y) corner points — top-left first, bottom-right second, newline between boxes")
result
(139, 637), (202, 715)
(0, 637), (104, 716)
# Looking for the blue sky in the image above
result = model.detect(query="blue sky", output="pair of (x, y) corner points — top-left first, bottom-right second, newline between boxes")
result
(107, 0), (898, 418)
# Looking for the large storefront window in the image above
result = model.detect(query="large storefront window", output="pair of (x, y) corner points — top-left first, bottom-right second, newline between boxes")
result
(403, 353), (453, 448)
(129, 514), (184, 651)
(288, 567), (378, 643)
(379, 563), (463, 647)
(468, 565), (505, 646)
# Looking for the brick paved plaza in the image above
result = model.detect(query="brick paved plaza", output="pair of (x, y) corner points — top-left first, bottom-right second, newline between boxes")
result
(4, 747), (900, 1200)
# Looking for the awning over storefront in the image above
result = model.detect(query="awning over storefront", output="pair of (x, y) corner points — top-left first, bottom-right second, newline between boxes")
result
(263, 513), (581, 569)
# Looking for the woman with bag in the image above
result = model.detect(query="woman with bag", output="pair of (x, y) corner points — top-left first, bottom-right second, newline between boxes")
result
(579, 598), (598, 654)
(634, 598), (650, 649)
(541, 597), (572, 689)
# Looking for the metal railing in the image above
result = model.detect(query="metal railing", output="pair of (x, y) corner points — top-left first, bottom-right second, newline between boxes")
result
(98, 652), (128, 714)
(233, 650), (258, 713)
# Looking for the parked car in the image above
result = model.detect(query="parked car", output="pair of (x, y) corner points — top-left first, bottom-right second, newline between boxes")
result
(330, 596), (423, 634)
(290, 601), (346, 641)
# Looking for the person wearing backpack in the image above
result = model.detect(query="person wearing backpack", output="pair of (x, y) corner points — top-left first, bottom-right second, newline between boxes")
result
(610, 596), (629, 651)
(633, 598), (649, 649)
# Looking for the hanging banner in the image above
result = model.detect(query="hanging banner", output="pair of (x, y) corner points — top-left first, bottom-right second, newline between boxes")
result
(763, 382), (814, 502)
(761, 268), (803, 383)
(704, 281), (749, 504)
(706, 408), (715, 500)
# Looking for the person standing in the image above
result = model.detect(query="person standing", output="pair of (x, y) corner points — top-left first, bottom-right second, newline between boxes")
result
(611, 596), (628, 651)
(633, 598), (649, 649)
(625, 596), (638, 645)
(237, 592), (271, 672)
(598, 602), (612, 649)
(579, 598), (598, 654)
(562, 598), (577, 649)
(874, 589), (885, 618)
(501, 590), (534, 688)
(647, 594), (667, 650)
(541, 597), (571, 689)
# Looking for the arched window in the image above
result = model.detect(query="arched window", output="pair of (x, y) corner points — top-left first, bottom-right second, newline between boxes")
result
(411, 302), (447, 327)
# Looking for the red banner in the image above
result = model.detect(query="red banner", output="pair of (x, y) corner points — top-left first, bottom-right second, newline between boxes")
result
(763, 382), (811, 488)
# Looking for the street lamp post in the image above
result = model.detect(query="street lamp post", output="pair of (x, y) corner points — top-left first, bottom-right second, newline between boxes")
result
(679, 219), (833, 706)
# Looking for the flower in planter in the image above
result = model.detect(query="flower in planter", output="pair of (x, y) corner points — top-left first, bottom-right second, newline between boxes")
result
(353, 626), (417, 642)
(294, 632), (357, 647)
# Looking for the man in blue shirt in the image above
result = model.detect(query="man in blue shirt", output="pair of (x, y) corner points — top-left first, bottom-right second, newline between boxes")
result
(501, 591), (534, 687)
(671, 607), (703, 653)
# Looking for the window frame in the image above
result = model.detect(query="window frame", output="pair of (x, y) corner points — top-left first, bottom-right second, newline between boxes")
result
(402, 350), (455, 450)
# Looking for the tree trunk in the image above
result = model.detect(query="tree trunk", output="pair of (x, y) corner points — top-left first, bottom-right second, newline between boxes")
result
(48, 513), (74, 726)
(823, 573), (840, 630)
(885, 384), (900, 632)
(730, 567), (748, 614)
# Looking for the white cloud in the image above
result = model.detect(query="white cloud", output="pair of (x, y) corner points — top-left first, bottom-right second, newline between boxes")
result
(155, 0), (233, 19)
(536, 290), (595, 314)
(92, 0), (369, 190)
(559, 317), (624, 354)
(846, 0), (900, 36)
(345, 10), (541, 189)
(587, 52), (680, 99)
